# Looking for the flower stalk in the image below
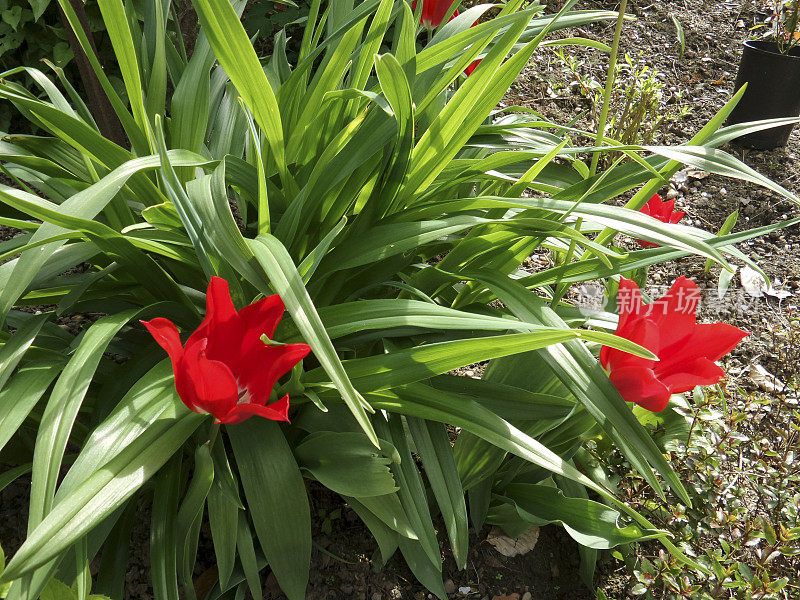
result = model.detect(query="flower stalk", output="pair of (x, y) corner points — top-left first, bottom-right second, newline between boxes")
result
(589, 0), (629, 176)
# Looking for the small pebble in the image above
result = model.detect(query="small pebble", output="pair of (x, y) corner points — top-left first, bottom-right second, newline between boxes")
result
(522, 593), (532, 600)
(444, 580), (455, 595)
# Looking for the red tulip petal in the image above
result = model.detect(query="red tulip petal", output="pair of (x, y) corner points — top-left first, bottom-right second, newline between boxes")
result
(177, 341), (238, 419)
(189, 277), (242, 362)
(141, 318), (184, 367)
(658, 322), (748, 374)
(599, 344), (611, 370)
(616, 278), (646, 332)
(636, 238), (658, 249)
(413, 0), (458, 27)
(609, 365), (672, 412)
(206, 276), (238, 318)
(603, 316), (660, 372)
(221, 395), (291, 424)
(659, 357), (726, 394)
(238, 343), (312, 405)
(696, 323), (749, 361)
(237, 294), (286, 354)
(645, 277), (699, 351)
(669, 211), (685, 224)
(465, 59), (481, 75)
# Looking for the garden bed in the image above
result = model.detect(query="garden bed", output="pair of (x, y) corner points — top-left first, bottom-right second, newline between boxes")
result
(1, 0), (799, 599)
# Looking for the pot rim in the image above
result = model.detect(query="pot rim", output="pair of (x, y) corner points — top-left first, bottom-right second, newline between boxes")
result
(743, 39), (800, 60)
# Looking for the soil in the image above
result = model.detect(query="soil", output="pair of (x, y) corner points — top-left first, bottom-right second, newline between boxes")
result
(2, 1), (800, 599)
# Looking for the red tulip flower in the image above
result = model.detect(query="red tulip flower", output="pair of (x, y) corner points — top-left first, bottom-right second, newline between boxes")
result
(412, 0), (459, 28)
(410, 0), (482, 75)
(142, 277), (311, 424)
(600, 277), (747, 412)
(637, 193), (685, 248)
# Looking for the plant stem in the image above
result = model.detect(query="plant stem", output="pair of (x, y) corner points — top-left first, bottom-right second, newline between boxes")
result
(208, 422), (221, 448)
(589, 0), (629, 176)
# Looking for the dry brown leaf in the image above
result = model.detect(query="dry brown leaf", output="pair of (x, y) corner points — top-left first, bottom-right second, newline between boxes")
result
(487, 526), (540, 558)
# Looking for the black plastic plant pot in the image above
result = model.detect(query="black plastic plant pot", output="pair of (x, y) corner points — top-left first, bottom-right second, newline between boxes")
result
(727, 40), (800, 149)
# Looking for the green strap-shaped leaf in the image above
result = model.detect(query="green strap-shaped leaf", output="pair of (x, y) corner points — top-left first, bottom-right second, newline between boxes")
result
(343, 498), (399, 566)
(248, 234), (379, 446)
(294, 432), (398, 497)
(52, 0), (149, 153)
(1, 408), (202, 580)
(176, 444), (214, 600)
(94, 500), (137, 600)
(96, 0), (150, 138)
(150, 457), (181, 600)
(229, 419), (311, 600)
(28, 310), (138, 535)
(277, 298), (543, 342)
(235, 513), (263, 600)
(305, 329), (653, 394)
(375, 415), (440, 568)
(0, 359), (60, 455)
(189, 0), (292, 190)
(0, 151), (211, 325)
(343, 493), (417, 539)
(374, 52), (414, 213)
(407, 418), (469, 569)
(397, 537), (447, 600)
(496, 482), (664, 548)
(0, 313), (47, 389)
(207, 472), (239, 589)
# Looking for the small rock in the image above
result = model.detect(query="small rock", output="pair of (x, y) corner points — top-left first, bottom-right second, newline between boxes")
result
(459, 588), (472, 595)
(444, 580), (456, 595)
(522, 593), (532, 600)
(665, 188), (680, 199)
